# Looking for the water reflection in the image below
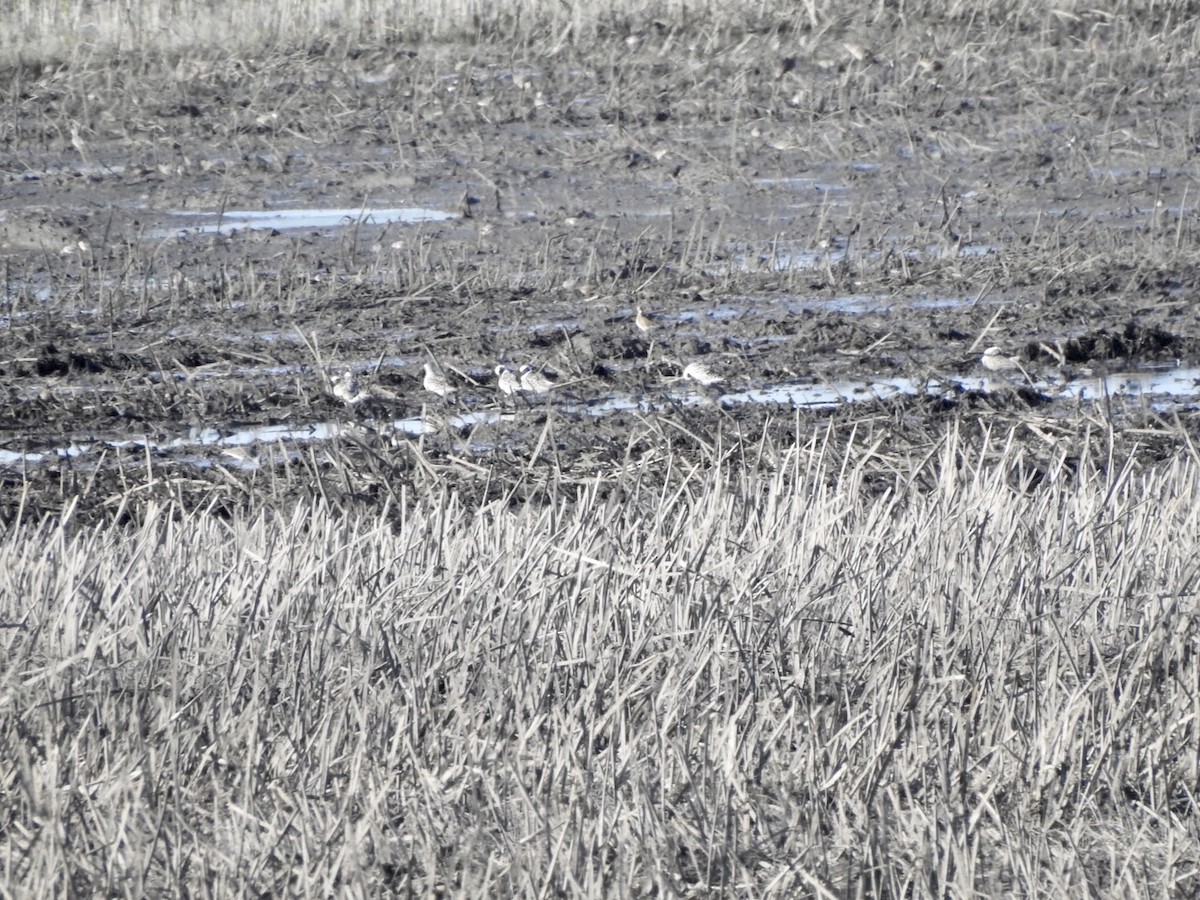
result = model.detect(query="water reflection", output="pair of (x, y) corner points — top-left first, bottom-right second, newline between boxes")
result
(2, 367), (1197, 469)
(164, 206), (456, 236)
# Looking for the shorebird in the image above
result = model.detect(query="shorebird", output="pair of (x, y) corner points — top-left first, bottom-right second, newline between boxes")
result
(331, 369), (364, 405)
(843, 41), (874, 63)
(331, 369), (397, 406)
(423, 362), (456, 400)
(634, 305), (660, 368)
(683, 361), (723, 387)
(634, 306), (656, 334)
(69, 124), (91, 168)
(519, 364), (555, 394)
(980, 347), (1022, 373)
(495, 365), (521, 397)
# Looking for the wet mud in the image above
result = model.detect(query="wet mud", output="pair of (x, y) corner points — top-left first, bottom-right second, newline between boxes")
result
(2, 36), (1200, 519)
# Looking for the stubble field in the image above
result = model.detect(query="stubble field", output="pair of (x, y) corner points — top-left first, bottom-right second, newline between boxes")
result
(2, 1), (1200, 896)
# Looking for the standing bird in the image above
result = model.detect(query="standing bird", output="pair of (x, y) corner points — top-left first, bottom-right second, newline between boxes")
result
(495, 365), (522, 397)
(980, 346), (1034, 389)
(423, 362), (457, 401)
(519, 364), (556, 395)
(683, 361), (723, 387)
(634, 306), (656, 335)
(634, 305), (659, 368)
(331, 369), (364, 406)
(980, 347), (1022, 373)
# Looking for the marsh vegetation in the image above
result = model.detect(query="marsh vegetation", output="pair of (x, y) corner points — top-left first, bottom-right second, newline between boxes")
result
(5, 418), (1200, 895)
(2, 0), (1200, 896)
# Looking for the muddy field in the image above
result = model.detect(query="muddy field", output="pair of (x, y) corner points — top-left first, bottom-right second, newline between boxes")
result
(7, 11), (1200, 898)
(3, 27), (1200, 518)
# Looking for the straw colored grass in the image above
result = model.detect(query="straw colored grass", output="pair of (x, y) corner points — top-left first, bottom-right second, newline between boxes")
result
(1, 419), (1197, 896)
(5, 0), (1199, 67)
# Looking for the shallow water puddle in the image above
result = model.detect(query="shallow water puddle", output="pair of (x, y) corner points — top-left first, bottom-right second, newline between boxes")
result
(729, 241), (843, 272)
(164, 206), (457, 236)
(703, 292), (974, 319)
(577, 381), (906, 413)
(575, 366), (1200, 417)
(793, 294), (972, 315)
(1050, 365), (1200, 403)
(726, 239), (999, 274)
(752, 176), (850, 192)
(721, 377), (915, 408)
(939, 365), (1200, 406)
(0, 408), (504, 468)
(2, 367), (1197, 469)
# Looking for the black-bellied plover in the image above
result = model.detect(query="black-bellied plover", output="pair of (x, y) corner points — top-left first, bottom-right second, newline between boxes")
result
(423, 362), (456, 400)
(980, 347), (1021, 373)
(495, 365), (521, 397)
(332, 369), (397, 406)
(843, 41), (874, 63)
(683, 361), (723, 386)
(331, 369), (364, 405)
(519, 364), (555, 394)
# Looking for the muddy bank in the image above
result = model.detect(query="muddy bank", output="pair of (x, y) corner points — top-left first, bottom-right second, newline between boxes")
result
(2, 28), (1200, 517)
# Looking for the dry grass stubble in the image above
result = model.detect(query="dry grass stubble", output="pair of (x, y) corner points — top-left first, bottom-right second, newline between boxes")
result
(1, 421), (1198, 896)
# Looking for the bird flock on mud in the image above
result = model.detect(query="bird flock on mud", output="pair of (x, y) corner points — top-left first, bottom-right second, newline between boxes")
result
(328, 305), (1027, 410)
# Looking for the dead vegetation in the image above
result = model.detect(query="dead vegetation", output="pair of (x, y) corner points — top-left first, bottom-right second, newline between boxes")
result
(3, 2), (1200, 896)
(2, 415), (1200, 895)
